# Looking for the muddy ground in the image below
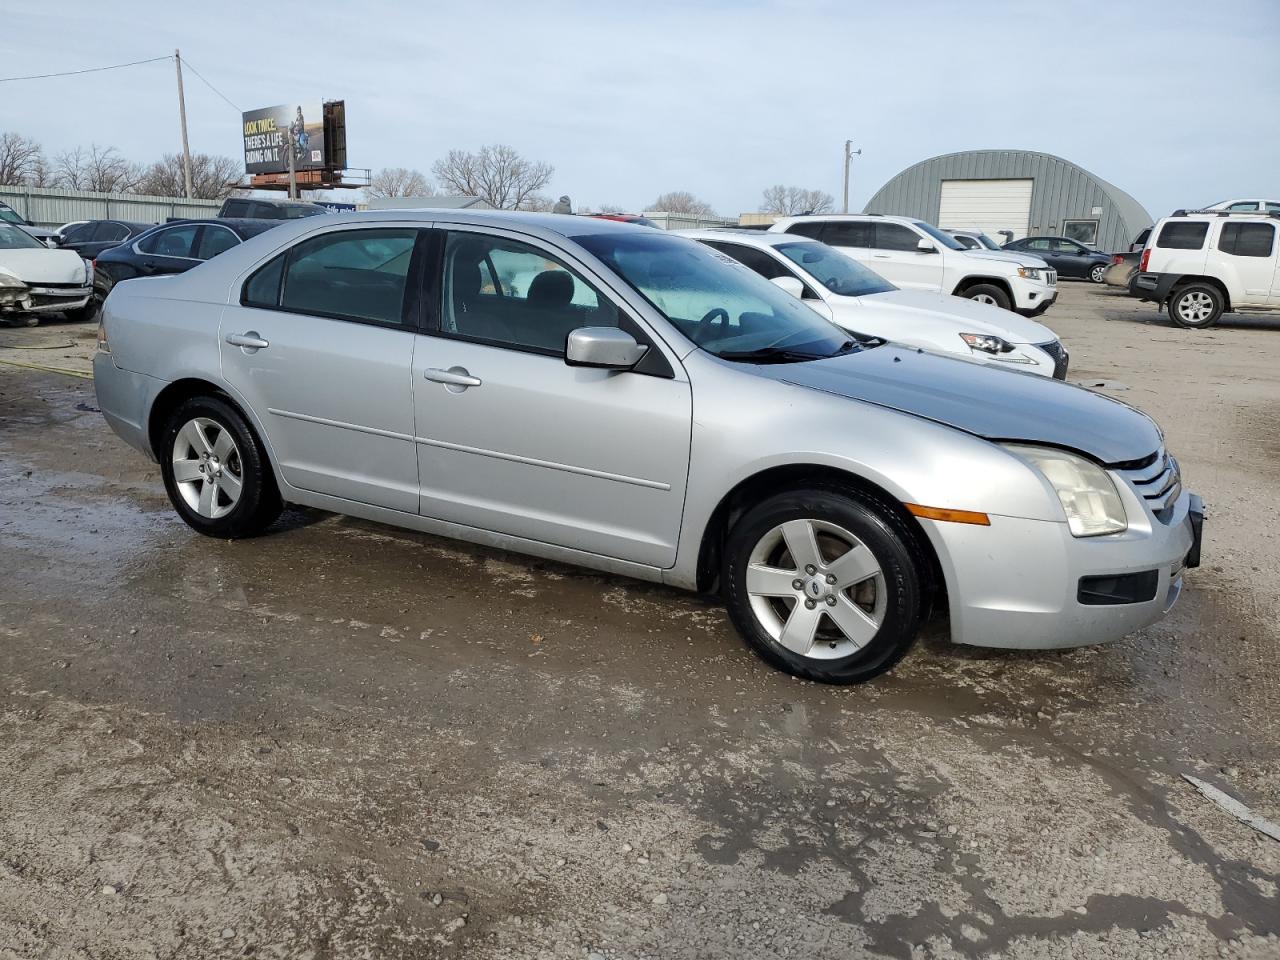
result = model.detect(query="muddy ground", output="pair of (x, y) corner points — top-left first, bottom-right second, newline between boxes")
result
(1, 283), (1277, 959)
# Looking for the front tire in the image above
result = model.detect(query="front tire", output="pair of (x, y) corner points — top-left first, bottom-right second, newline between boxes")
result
(961, 283), (1012, 311)
(159, 395), (282, 538)
(1168, 283), (1224, 329)
(1089, 264), (1107, 284)
(722, 485), (926, 684)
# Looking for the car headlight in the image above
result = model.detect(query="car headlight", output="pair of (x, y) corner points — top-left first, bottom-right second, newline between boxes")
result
(1004, 444), (1127, 537)
(83, 259), (93, 284)
(1017, 267), (1043, 280)
(960, 332), (1013, 354)
(0, 270), (26, 289)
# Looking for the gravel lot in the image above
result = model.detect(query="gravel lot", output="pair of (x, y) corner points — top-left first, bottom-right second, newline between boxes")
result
(1, 282), (1277, 959)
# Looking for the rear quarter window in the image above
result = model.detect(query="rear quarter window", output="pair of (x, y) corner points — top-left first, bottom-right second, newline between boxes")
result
(1155, 221), (1209, 250)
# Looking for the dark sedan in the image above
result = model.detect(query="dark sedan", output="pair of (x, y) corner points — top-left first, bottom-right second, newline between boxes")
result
(1003, 236), (1113, 283)
(93, 218), (281, 310)
(57, 219), (153, 259)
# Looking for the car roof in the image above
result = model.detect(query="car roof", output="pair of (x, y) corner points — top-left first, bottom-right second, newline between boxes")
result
(139, 217), (283, 237)
(233, 208), (663, 242)
(771, 213), (917, 226)
(674, 228), (805, 248)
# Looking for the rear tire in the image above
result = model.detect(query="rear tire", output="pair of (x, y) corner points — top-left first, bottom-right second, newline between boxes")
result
(1168, 283), (1224, 329)
(961, 283), (1012, 311)
(159, 395), (282, 538)
(722, 484), (926, 684)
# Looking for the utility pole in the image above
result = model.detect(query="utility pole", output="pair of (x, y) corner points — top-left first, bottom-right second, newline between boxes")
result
(286, 126), (298, 200)
(174, 49), (194, 199)
(842, 140), (862, 214)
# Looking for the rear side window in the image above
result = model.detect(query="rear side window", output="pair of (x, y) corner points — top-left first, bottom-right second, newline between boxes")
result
(1156, 221), (1209, 250)
(1219, 222), (1275, 258)
(197, 226), (241, 260)
(823, 221), (875, 247)
(782, 221), (826, 240)
(280, 229), (417, 326)
(221, 199), (250, 217)
(703, 241), (792, 281)
(137, 224), (199, 258)
(94, 222), (130, 242)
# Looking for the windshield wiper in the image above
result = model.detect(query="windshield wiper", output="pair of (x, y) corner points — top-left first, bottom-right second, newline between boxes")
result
(717, 346), (826, 364)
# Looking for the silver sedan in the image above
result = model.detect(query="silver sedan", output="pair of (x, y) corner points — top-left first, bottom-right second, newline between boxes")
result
(93, 211), (1203, 683)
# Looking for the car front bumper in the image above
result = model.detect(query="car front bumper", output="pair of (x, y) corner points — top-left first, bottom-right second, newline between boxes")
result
(919, 484), (1201, 650)
(0, 284), (92, 314)
(1009, 277), (1057, 314)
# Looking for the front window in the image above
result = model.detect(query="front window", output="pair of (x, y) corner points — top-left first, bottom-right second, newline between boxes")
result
(576, 231), (859, 362)
(0, 205), (26, 226)
(277, 204), (328, 220)
(912, 221), (966, 250)
(774, 242), (896, 297)
(0, 222), (45, 250)
(138, 224), (200, 258)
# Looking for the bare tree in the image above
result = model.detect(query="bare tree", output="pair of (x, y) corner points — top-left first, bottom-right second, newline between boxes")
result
(761, 185), (835, 216)
(0, 132), (45, 186)
(136, 153), (240, 199)
(432, 144), (554, 210)
(648, 191), (717, 216)
(54, 145), (143, 193)
(367, 167), (434, 199)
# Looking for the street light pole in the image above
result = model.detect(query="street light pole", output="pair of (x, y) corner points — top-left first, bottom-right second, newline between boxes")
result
(174, 49), (194, 199)
(842, 140), (861, 214)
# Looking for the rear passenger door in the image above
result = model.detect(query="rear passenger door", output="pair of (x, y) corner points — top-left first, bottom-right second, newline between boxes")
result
(1215, 221), (1278, 306)
(220, 225), (424, 512)
(411, 226), (692, 568)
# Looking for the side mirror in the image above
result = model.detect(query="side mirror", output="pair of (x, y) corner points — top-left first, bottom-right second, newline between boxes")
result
(916, 238), (937, 254)
(44, 238), (59, 249)
(769, 275), (806, 299)
(565, 327), (648, 369)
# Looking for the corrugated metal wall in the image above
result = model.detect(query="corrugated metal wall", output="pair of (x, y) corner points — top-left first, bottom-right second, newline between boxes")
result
(863, 150), (1152, 252)
(0, 185), (220, 227)
(641, 211), (738, 230)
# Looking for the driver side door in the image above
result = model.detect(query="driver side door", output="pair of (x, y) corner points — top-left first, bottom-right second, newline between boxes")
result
(412, 227), (692, 568)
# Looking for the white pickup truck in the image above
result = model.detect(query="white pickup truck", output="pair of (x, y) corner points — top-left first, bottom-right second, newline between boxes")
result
(769, 214), (1057, 316)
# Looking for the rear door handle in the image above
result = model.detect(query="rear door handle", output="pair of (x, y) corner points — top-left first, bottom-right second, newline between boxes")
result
(226, 331), (269, 350)
(873, 253), (891, 259)
(424, 366), (481, 389)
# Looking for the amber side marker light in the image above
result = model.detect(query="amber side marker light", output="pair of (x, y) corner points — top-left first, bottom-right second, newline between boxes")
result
(904, 503), (991, 526)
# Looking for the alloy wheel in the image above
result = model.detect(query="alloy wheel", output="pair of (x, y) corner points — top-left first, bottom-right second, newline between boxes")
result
(1177, 291), (1215, 325)
(171, 417), (243, 519)
(745, 518), (887, 659)
(1090, 265), (1106, 282)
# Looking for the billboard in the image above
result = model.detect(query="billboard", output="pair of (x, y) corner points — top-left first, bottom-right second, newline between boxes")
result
(242, 102), (325, 175)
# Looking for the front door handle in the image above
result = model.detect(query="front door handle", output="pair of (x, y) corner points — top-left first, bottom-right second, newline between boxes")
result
(226, 331), (269, 350)
(424, 366), (481, 389)
(873, 253), (891, 259)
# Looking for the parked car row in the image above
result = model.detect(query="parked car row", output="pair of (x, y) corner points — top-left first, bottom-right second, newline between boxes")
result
(93, 210), (1203, 684)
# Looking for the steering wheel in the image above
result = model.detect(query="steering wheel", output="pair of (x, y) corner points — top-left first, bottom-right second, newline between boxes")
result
(693, 307), (730, 345)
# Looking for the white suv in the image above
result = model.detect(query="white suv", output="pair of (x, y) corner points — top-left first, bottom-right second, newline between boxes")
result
(768, 214), (1058, 316)
(1133, 210), (1280, 328)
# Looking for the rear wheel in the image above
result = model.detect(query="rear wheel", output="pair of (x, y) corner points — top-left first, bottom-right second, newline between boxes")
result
(159, 396), (282, 538)
(1089, 263), (1107, 283)
(1168, 283), (1224, 329)
(961, 283), (1011, 311)
(722, 485), (926, 684)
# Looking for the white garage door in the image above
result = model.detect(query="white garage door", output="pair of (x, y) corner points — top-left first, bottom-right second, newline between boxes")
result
(939, 179), (1033, 242)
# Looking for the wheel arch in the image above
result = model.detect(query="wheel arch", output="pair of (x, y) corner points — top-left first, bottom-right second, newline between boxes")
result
(694, 463), (945, 605)
(1169, 275), (1232, 313)
(147, 378), (285, 494)
(952, 275), (1013, 300)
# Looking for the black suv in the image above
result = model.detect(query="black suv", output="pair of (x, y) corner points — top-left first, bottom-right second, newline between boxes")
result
(217, 197), (329, 220)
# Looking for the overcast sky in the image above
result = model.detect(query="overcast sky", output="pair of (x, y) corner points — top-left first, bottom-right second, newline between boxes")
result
(3, 0), (1277, 219)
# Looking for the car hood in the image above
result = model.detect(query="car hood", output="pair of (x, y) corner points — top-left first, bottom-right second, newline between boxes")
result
(966, 249), (1049, 269)
(0, 248), (88, 284)
(761, 345), (1160, 465)
(852, 289), (1054, 344)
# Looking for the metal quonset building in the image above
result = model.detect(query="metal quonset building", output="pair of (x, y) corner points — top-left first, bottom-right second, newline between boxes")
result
(864, 149), (1152, 251)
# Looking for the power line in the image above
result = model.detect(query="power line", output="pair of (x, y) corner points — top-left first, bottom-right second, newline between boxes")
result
(0, 55), (172, 84)
(180, 56), (242, 113)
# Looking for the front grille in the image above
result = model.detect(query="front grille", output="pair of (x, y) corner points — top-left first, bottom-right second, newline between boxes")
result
(28, 281), (87, 290)
(1046, 269), (1058, 286)
(1117, 448), (1181, 522)
(1036, 339), (1070, 380)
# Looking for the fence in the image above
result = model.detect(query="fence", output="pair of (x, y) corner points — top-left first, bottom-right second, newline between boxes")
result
(0, 185), (221, 227)
(641, 211), (739, 231)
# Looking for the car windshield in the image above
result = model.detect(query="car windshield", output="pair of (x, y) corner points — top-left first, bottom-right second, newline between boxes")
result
(279, 205), (329, 219)
(913, 221), (966, 250)
(974, 233), (1002, 250)
(774, 241), (896, 297)
(576, 231), (861, 362)
(0, 222), (45, 250)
